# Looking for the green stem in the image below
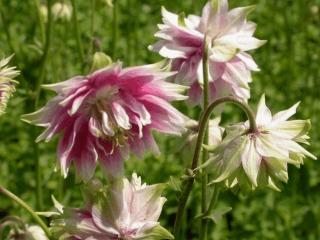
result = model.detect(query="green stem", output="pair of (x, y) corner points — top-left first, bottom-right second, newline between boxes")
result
(112, 0), (118, 60)
(33, 0), (45, 43)
(89, 0), (96, 57)
(200, 36), (210, 240)
(33, 0), (53, 211)
(35, 0), (53, 107)
(0, 8), (15, 54)
(71, 0), (85, 68)
(173, 97), (257, 238)
(0, 186), (52, 239)
(126, 0), (132, 65)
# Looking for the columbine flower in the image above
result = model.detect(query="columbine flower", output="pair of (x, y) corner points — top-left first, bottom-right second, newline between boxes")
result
(52, 2), (72, 21)
(149, 0), (266, 106)
(22, 62), (187, 181)
(50, 173), (173, 240)
(209, 95), (316, 191)
(0, 55), (19, 115)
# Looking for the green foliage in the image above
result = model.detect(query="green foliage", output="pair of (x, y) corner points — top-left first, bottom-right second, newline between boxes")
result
(1, 0), (320, 239)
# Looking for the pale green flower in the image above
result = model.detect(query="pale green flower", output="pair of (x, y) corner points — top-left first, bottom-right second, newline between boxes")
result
(209, 95), (316, 191)
(0, 55), (19, 115)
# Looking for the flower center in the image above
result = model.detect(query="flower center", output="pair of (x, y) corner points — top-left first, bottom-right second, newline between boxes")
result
(88, 86), (133, 151)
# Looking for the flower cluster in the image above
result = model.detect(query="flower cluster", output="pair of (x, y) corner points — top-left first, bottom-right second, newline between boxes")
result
(49, 173), (173, 240)
(150, 0), (265, 106)
(0, 1), (317, 240)
(209, 95), (316, 190)
(23, 62), (187, 181)
(0, 55), (19, 116)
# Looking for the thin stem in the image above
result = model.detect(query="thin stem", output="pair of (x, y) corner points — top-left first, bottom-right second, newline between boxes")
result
(71, 0), (85, 68)
(35, 0), (53, 107)
(33, 0), (45, 43)
(32, 0), (53, 211)
(0, 186), (52, 239)
(88, 0), (96, 57)
(126, 0), (132, 65)
(0, 8), (15, 54)
(112, 0), (118, 60)
(173, 96), (257, 237)
(200, 36), (210, 240)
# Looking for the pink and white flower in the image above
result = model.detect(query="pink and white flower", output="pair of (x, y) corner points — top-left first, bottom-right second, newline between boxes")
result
(50, 173), (173, 240)
(149, 0), (266, 106)
(0, 55), (19, 115)
(23, 62), (188, 181)
(208, 95), (316, 191)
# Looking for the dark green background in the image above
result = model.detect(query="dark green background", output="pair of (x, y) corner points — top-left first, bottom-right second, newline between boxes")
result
(0, 0), (320, 239)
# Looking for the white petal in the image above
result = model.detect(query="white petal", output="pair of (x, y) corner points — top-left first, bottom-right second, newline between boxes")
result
(280, 139), (317, 160)
(213, 136), (248, 183)
(241, 139), (261, 187)
(214, 33), (266, 52)
(112, 102), (131, 130)
(236, 52), (260, 71)
(268, 120), (310, 140)
(255, 94), (272, 126)
(255, 134), (289, 159)
(209, 44), (238, 62)
(101, 112), (115, 136)
(271, 102), (300, 124)
(265, 157), (288, 183)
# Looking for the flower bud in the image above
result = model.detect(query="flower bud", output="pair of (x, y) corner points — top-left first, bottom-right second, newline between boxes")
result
(52, 2), (72, 21)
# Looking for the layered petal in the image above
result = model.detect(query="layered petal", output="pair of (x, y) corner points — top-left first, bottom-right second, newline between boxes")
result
(50, 174), (172, 240)
(208, 95), (316, 190)
(150, 0), (265, 107)
(23, 62), (187, 181)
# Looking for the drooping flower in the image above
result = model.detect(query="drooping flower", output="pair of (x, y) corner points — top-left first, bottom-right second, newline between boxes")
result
(0, 55), (19, 115)
(52, 2), (72, 21)
(208, 95), (316, 191)
(49, 173), (173, 240)
(149, 0), (266, 106)
(22, 62), (187, 181)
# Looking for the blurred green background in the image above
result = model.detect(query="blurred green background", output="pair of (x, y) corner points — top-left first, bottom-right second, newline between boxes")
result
(0, 0), (320, 239)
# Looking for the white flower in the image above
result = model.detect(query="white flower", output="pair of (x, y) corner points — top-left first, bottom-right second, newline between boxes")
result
(209, 95), (316, 191)
(50, 173), (173, 239)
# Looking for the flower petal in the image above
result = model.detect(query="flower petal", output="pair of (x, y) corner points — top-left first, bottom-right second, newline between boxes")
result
(241, 139), (261, 187)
